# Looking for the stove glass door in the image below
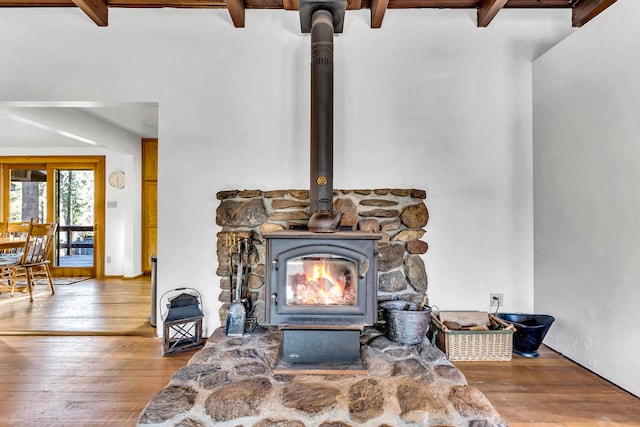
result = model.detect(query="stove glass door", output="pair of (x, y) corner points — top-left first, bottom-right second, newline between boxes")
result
(286, 254), (357, 306)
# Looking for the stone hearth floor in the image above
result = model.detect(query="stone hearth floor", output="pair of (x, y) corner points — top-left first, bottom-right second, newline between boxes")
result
(138, 326), (506, 427)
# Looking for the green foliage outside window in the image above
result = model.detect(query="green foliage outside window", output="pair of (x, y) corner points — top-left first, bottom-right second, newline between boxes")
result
(9, 169), (93, 227)
(57, 170), (94, 227)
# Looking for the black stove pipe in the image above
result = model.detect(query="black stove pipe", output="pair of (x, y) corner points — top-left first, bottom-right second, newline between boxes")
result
(308, 9), (343, 232)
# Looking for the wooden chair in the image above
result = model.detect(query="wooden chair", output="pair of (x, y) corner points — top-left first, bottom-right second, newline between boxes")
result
(6, 220), (31, 235)
(1, 220), (28, 292)
(0, 220), (58, 302)
(5, 220), (31, 241)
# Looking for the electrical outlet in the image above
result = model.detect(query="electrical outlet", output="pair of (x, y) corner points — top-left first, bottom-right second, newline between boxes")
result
(490, 293), (503, 307)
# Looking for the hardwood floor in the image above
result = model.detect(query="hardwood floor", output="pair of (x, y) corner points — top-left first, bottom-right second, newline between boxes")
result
(0, 277), (156, 336)
(0, 335), (193, 426)
(0, 277), (195, 426)
(0, 277), (638, 426)
(455, 348), (640, 426)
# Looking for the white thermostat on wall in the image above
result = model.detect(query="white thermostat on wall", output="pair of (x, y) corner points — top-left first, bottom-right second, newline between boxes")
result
(108, 170), (126, 189)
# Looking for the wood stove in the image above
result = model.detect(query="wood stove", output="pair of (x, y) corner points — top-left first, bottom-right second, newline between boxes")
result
(262, 0), (383, 370)
(265, 230), (379, 366)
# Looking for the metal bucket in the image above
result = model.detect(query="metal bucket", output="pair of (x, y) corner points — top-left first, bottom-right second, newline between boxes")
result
(385, 303), (432, 345)
(380, 300), (417, 323)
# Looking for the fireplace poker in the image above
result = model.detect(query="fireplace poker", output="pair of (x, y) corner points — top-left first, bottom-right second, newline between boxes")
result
(225, 236), (246, 336)
(226, 232), (235, 305)
(241, 232), (254, 313)
(236, 239), (244, 303)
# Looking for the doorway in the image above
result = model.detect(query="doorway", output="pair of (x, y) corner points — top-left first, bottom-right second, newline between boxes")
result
(1, 156), (105, 278)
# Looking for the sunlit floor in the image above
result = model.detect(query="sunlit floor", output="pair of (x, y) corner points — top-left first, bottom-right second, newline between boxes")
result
(0, 276), (154, 335)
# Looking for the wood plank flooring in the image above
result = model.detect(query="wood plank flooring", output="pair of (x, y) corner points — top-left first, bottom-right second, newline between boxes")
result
(0, 335), (193, 426)
(0, 277), (155, 336)
(455, 347), (640, 426)
(0, 277), (195, 426)
(0, 277), (638, 426)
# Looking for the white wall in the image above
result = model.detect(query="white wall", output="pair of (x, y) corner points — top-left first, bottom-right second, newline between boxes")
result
(106, 150), (141, 278)
(0, 7), (572, 336)
(533, 1), (640, 396)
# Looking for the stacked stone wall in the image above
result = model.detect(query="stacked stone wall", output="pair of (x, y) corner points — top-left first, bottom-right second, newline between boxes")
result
(216, 188), (429, 324)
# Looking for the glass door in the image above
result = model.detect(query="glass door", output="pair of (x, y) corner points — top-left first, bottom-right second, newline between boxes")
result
(54, 168), (95, 275)
(7, 166), (47, 223)
(1, 157), (104, 278)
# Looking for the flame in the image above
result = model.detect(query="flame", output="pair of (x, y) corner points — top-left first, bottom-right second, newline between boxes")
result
(291, 258), (352, 305)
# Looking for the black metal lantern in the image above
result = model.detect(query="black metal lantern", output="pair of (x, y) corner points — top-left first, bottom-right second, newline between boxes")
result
(160, 287), (204, 356)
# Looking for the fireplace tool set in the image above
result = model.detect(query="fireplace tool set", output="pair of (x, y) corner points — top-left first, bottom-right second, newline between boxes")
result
(225, 231), (257, 336)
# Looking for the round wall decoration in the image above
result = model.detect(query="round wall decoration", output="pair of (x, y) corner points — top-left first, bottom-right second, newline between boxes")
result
(108, 170), (126, 189)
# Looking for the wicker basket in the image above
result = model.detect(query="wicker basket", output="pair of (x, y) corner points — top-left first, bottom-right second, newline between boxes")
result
(431, 313), (515, 361)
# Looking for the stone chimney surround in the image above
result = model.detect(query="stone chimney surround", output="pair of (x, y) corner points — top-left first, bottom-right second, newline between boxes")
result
(215, 188), (429, 324)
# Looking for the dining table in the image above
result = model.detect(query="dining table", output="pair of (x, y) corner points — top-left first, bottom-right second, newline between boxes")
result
(0, 236), (27, 251)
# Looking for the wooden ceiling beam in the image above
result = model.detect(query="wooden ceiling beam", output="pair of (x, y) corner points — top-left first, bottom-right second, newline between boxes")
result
(72, 0), (108, 26)
(0, 0), (586, 29)
(477, 0), (507, 27)
(0, 0), (576, 6)
(283, 0), (297, 10)
(370, 0), (388, 28)
(0, 0), (227, 5)
(224, 0), (245, 27)
(346, 0), (361, 10)
(572, 0), (616, 27)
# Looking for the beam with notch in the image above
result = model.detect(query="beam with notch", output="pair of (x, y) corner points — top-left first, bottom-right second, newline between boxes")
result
(283, 0), (298, 9)
(477, 0), (507, 27)
(370, 0), (388, 28)
(225, 0), (245, 27)
(72, 0), (108, 26)
(572, 0), (616, 27)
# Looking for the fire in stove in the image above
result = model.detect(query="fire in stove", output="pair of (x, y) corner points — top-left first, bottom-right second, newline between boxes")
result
(287, 255), (356, 306)
(265, 231), (379, 368)
(265, 231), (378, 328)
